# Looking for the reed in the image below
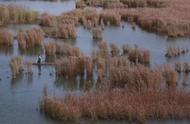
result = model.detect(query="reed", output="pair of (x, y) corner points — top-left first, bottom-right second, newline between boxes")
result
(55, 56), (92, 78)
(10, 56), (23, 79)
(44, 42), (56, 56)
(17, 28), (44, 50)
(25, 61), (33, 74)
(92, 27), (102, 40)
(128, 46), (150, 65)
(100, 10), (121, 26)
(110, 43), (120, 57)
(109, 65), (163, 91)
(0, 30), (13, 47)
(40, 13), (56, 27)
(96, 41), (109, 58)
(183, 62), (190, 73)
(0, 4), (38, 26)
(165, 47), (188, 58)
(41, 89), (190, 122)
(162, 66), (177, 88)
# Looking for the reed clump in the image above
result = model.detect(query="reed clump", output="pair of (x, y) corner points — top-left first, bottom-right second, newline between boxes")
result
(0, 30), (13, 47)
(17, 28), (44, 50)
(10, 56), (23, 79)
(44, 42), (56, 56)
(127, 46), (150, 65)
(110, 43), (120, 57)
(0, 4), (38, 26)
(92, 27), (103, 40)
(41, 89), (190, 122)
(40, 13), (56, 27)
(100, 10), (121, 26)
(43, 24), (77, 39)
(165, 47), (188, 58)
(55, 56), (93, 78)
(109, 65), (163, 91)
(162, 66), (177, 88)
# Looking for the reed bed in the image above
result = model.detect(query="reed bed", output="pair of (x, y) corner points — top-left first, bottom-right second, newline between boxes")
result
(40, 13), (56, 27)
(17, 28), (44, 50)
(45, 42), (83, 57)
(41, 89), (190, 122)
(76, 0), (167, 8)
(43, 24), (77, 39)
(0, 30), (13, 47)
(55, 56), (93, 79)
(119, 0), (190, 37)
(0, 4), (38, 26)
(175, 62), (190, 73)
(100, 10), (121, 26)
(126, 45), (150, 65)
(9, 56), (23, 79)
(165, 46), (188, 58)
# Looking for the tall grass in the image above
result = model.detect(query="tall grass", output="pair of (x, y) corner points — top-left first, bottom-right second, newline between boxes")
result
(40, 13), (56, 27)
(55, 56), (93, 78)
(100, 10), (121, 26)
(45, 42), (83, 57)
(0, 4), (38, 26)
(41, 89), (190, 122)
(92, 27), (102, 40)
(110, 43), (120, 57)
(17, 28), (44, 50)
(0, 30), (13, 47)
(10, 56), (23, 79)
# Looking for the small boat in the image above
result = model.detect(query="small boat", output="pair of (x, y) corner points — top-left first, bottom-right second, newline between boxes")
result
(32, 62), (54, 66)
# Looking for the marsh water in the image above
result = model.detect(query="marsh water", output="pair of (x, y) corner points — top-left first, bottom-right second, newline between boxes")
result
(0, 0), (190, 124)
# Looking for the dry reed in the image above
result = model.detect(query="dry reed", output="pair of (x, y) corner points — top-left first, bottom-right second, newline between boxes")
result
(17, 28), (44, 50)
(10, 56), (23, 79)
(92, 27), (103, 40)
(0, 30), (13, 47)
(0, 4), (38, 26)
(41, 89), (190, 122)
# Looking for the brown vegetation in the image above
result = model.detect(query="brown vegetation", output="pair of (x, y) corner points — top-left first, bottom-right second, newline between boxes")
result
(0, 4), (38, 26)
(92, 27), (103, 40)
(165, 46), (188, 58)
(41, 89), (190, 122)
(0, 30), (13, 47)
(43, 24), (77, 39)
(118, 0), (190, 37)
(10, 56), (23, 79)
(17, 28), (44, 50)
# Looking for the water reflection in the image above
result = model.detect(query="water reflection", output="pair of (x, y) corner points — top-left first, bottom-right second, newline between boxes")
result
(0, 45), (13, 55)
(54, 76), (94, 92)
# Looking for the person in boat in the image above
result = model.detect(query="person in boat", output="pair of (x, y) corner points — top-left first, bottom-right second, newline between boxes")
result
(37, 54), (42, 64)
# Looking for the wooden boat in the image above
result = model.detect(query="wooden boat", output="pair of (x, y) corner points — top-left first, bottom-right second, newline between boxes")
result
(32, 62), (54, 66)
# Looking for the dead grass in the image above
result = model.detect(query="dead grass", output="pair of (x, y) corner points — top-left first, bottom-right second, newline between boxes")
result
(110, 43), (120, 57)
(10, 56), (23, 79)
(40, 13), (56, 27)
(0, 29), (13, 47)
(0, 4), (38, 26)
(100, 10), (121, 26)
(118, 0), (190, 37)
(17, 28), (44, 50)
(126, 45), (150, 65)
(43, 24), (77, 39)
(55, 56), (93, 78)
(41, 89), (190, 122)
(165, 46), (188, 58)
(92, 27), (103, 40)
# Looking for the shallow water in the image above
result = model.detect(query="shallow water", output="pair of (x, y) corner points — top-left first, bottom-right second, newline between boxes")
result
(0, 1), (190, 124)
(0, 0), (76, 15)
